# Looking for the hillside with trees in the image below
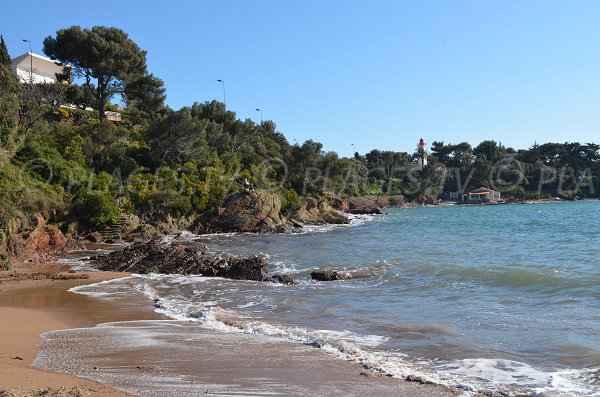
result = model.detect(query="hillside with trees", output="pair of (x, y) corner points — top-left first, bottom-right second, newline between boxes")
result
(1, 26), (599, 254)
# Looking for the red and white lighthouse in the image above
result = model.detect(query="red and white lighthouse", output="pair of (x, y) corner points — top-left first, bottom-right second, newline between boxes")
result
(417, 137), (428, 166)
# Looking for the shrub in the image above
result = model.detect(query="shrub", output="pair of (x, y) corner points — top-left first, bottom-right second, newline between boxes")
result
(280, 187), (301, 214)
(74, 192), (121, 228)
(57, 107), (70, 119)
(148, 189), (192, 218)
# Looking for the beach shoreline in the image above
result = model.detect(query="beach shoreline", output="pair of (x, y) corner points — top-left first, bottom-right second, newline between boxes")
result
(0, 267), (142, 396)
(0, 259), (459, 397)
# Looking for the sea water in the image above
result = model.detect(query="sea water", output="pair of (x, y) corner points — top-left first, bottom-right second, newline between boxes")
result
(36, 201), (600, 396)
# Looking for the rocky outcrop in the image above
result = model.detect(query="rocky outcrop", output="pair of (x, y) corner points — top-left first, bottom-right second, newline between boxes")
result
(85, 231), (104, 243)
(154, 214), (196, 235)
(311, 270), (351, 281)
(291, 198), (349, 225)
(346, 197), (382, 214)
(0, 214), (82, 265)
(120, 214), (141, 235)
(203, 190), (290, 233)
(23, 214), (68, 251)
(326, 195), (381, 215)
(117, 214), (197, 241)
(10, 214), (83, 263)
(128, 223), (159, 240)
(92, 239), (290, 283)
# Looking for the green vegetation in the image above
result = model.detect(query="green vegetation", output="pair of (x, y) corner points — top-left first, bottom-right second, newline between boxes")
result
(43, 26), (159, 121)
(1, 25), (600, 245)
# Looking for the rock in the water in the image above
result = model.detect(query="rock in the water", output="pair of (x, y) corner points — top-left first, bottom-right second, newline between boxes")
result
(271, 274), (295, 285)
(289, 218), (304, 229)
(221, 256), (269, 281)
(207, 190), (290, 233)
(311, 270), (351, 281)
(93, 239), (270, 282)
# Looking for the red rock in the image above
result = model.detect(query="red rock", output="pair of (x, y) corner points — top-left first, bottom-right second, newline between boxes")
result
(23, 214), (68, 252)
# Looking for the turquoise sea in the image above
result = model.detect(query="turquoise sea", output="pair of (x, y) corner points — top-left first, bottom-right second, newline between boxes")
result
(39, 201), (600, 396)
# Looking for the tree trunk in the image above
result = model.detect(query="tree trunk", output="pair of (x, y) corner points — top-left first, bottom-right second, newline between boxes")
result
(97, 78), (106, 121)
(98, 100), (106, 120)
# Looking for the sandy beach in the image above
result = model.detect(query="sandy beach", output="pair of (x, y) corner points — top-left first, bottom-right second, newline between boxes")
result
(0, 268), (139, 396)
(0, 264), (458, 397)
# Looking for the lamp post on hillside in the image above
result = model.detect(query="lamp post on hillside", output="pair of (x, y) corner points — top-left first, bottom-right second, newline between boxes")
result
(217, 79), (226, 107)
(351, 143), (356, 157)
(22, 39), (32, 85)
(256, 108), (262, 123)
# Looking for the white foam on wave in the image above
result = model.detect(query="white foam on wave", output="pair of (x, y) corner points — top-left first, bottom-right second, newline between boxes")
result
(345, 261), (392, 279)
(136, 274), (600, 396)
(70, 273), (600, 397)
(129, 280), (467, 392)
(69, 276), (134, 299)
(347, 213), (378, 225)
(177, 230), (200, 240)
(317, 329), (389, 348)
(270, 260), (301, 275)
(55, 248), (111, 271)
(236, 301), (259, 308)
(294, 213), (378, 235)
(137, 272), (210, 285)
(154, 231), (204, 245)
(189, 231), (244, 241)
(437, 358), (550, 386)
(55, 257), (95, 271)
(195, 308), (467, 388)
(293, 223), (343, 234)
(435, 358), (600, 397)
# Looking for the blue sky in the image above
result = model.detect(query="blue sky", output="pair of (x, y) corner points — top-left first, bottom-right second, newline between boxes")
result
(2, 0), (600, 156)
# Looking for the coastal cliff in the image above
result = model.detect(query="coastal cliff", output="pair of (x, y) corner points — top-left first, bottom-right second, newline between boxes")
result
(199, 189), (290, 233)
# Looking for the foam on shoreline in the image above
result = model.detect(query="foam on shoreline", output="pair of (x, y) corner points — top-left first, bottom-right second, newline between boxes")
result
(51, 203), (600, 397)
(68, 274), (600, 397)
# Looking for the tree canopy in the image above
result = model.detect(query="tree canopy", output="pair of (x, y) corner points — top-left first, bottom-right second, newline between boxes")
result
(123, 73), (167, 122)
(43, 26), (149, 120)
(0, 35), (10, 67)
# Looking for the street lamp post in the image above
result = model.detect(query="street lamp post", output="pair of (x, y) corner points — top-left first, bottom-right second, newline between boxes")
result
(351, 143), (356, 157)
(217, 79), (226, 107)
(22, 39), (32, 85)
(255, 108), (262, 123)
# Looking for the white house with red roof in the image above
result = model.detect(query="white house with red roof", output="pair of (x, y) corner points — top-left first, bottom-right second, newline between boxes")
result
(448, 187), (501, 202)
(463, 187), (501, 202)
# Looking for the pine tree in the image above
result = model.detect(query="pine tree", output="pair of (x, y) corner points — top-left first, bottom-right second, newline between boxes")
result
(44, 26), (148, 120)
(0, 35), (11, 66)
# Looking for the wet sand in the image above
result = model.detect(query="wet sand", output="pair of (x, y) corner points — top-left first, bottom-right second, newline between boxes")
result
(0, 269), (140, 396)
(0, 267), (459, 396)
